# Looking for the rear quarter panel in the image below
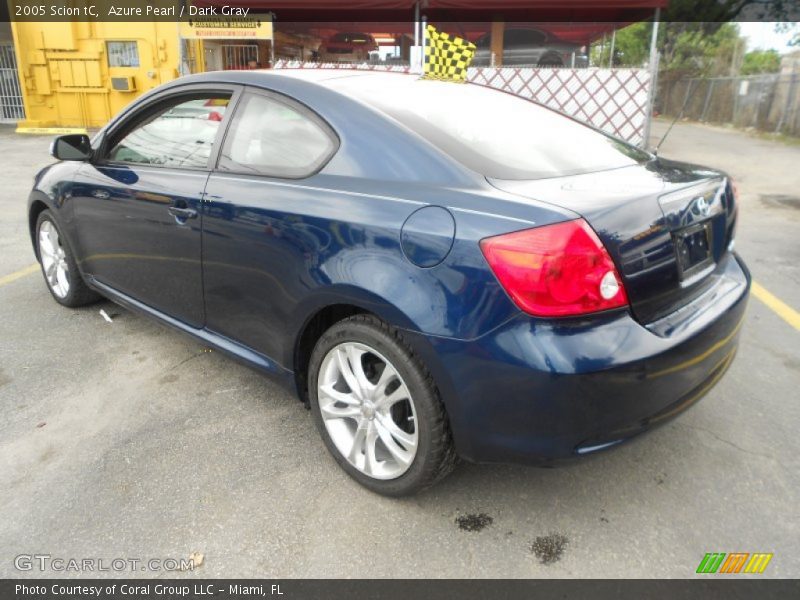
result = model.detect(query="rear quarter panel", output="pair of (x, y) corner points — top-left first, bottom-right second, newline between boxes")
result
(199, 73), (578, 369)
(201, 171), (565, 370)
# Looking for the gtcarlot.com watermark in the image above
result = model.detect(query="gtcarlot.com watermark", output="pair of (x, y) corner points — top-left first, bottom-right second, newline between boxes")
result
(14, 554), (197, 573)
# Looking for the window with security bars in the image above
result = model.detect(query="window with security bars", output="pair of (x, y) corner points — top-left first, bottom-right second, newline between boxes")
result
(107, 42), (140, 68)
(0, 43), (25, 121)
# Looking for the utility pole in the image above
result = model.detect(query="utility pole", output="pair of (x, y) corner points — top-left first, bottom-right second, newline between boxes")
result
(776, 65), (798, 134)
(730, 37), (742, 77)
(413, 1), (421, 73)
(609, 28), (616, 68)
(642, 8), (661, 149)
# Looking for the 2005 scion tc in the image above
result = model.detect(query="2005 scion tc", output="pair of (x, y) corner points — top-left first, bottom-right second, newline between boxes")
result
(29, 71), (749, 495)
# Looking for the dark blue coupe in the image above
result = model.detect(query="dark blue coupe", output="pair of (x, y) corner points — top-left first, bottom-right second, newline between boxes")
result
(29, 70), (749, 495)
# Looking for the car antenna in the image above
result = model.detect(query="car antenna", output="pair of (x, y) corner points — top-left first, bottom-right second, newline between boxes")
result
(654, 112), (681, 157)
(653, 81), (693, 157)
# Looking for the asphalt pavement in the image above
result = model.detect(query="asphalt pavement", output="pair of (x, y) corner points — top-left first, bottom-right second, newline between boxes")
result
(0, 119), (798, 578)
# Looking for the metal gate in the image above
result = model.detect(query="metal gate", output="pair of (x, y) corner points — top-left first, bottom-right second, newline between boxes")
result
(0, 43), (25, 123)
(223, 45), (259, 70)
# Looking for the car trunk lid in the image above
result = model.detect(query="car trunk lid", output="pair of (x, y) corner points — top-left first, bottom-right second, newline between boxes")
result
(488, 159), (737, 325)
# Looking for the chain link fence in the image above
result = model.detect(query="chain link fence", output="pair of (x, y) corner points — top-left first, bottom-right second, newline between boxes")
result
(657, 70), (800, 136)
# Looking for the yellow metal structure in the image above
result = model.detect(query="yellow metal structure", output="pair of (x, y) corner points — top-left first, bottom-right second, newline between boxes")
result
(10, 21), (192, 130)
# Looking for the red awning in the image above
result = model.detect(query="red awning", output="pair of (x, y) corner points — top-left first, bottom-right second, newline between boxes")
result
(283, 22), (639, 46)
(197, 0), (667, 22)
(195, 1), (667, 46)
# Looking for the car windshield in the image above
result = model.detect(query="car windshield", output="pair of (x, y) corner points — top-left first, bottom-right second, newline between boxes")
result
(333, 76), (652, 180)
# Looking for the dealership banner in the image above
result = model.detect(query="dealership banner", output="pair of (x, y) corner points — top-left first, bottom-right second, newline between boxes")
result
(179, 17), (272, 40)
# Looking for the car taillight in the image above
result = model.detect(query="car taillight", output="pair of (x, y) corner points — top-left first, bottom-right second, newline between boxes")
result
(479, 218), (628, 317)
(728, 178), (738, 252)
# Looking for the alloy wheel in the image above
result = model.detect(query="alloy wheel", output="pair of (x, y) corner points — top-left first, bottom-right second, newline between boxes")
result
(38, 220), (70, 298)
(317, 342), (418, 480)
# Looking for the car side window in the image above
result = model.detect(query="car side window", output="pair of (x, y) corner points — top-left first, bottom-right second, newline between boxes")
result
(218, 92), (336, 179)
(106, 95), (231, 168)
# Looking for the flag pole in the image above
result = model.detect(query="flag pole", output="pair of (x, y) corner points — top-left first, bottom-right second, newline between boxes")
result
(643, 7), (661, 149)
(413, 1), (421, 73)
(421, 14), (428, 75)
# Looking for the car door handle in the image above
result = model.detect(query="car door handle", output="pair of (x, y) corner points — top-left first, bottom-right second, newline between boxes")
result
(167, 206), (198, 220)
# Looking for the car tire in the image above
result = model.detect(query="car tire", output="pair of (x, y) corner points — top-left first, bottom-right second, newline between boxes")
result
(308, 314), (457, 496)
(538, 56), (563, 68)
(35, 210), (100, 308)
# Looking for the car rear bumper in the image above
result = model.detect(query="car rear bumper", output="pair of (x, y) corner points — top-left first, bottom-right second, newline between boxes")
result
(408, 252), (750, 464)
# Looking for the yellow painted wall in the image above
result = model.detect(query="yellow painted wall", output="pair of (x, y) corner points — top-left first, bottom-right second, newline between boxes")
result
(11, 22), (186, 128)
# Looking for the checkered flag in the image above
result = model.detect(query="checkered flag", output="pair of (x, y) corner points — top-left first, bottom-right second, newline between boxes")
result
(423, 24), (476, 83)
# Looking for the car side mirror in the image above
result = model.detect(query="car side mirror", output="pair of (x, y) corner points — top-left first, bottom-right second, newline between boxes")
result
(50, 134), (92, 161)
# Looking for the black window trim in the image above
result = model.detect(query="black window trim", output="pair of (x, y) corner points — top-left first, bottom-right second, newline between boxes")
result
(94, 83), (244, 173)
(213, 86), (340, 181)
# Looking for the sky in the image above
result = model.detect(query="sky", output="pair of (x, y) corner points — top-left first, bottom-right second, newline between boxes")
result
(737, 22), (797, 53)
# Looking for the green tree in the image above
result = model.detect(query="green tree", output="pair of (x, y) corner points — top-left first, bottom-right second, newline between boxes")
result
(592, 21), (744, 75)
(657, 0), (797, 69)
(614, 22), (653, 66)
(591, 2), (795, 72)
(593, 22), (651, 67)
(740, 49), (782, 74)
(775, 22), (798, 46)
(661, 22), (742, 76)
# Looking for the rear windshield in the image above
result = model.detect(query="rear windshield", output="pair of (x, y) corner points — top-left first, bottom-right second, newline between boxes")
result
(334, 77), (651, 180)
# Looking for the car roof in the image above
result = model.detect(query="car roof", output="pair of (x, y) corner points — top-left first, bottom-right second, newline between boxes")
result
(170, 68), (480, 94)
(263, 69), (474, 97)
(168, 69), (551, 124)
(174, 69), (412, 89)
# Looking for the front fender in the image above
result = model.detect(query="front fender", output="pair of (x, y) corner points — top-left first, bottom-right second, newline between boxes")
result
(28, 161), (82, 260)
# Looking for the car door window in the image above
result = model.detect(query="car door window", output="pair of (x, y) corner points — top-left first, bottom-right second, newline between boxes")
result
(106, 95), (231, 168)
(218, 92), (337, 179)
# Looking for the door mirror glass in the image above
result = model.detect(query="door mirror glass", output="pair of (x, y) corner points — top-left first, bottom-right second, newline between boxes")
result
(50, 134), (92, 161)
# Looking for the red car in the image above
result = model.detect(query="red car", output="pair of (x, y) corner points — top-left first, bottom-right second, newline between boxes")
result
(319, 32), (379, 63)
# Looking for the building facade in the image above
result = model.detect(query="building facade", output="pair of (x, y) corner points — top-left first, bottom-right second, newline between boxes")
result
(8, 20), (275, 131)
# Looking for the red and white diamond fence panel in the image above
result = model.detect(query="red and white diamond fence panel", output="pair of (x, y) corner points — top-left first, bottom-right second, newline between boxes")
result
(274, 60), (411, 73)
(467, 67), (650, 146)
(274, 62), (651, 146)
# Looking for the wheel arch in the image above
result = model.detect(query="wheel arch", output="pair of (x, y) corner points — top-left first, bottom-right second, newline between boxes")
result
(292, 303), (370, 404)
(28, 195), (54, 260)
(289, 293), (469, 462)
(288, 285), (431, 405)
